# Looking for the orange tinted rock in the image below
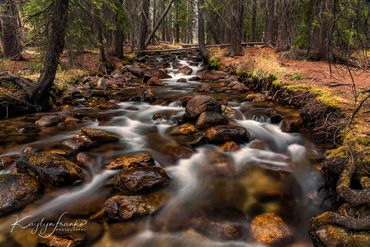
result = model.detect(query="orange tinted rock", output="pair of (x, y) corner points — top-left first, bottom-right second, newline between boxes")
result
(251, 213), (293, 245)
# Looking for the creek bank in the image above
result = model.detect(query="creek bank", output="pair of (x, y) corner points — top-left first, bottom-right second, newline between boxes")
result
(216, 62), (368, 247)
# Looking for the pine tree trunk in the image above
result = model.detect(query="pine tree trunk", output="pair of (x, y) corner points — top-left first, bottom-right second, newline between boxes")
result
(1, 0), (22, 60)
(251, 0), (257, 42)
(229, 0), (244, 56)
(198, 0), (208, 63)
(175, 2), (180, 43)
(110, 0), (124, 58)
(31, 0), (69, 108)
(265, 0), (275, 45)
(276, 0), (297, 51)
(138, 0), (150, 50)
(187, 0), (194, 43)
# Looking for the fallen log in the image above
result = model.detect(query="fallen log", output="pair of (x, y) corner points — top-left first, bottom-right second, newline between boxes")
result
(136, 42), (265, 54)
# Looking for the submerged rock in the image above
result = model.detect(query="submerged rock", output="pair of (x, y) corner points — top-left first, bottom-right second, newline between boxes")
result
(0, 174), (40, 215)
(36, 115), (64, 127)
(104, 191), (167, 220)
(205, 125), (250, 144)
(195, 111), (229, 130)
(17, 152), (83, 188)
(106, 153), (155, 170)
(170, 123), (198, 135)
(110, 166), (169, 194)
(185, 95), (221, 120)
(81, 128), (120, 142)
(191, 208), (248, 241)
(251, 213), (293, 245)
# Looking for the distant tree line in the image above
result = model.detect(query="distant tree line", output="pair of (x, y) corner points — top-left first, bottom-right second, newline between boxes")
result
(0, 0), (368, 105)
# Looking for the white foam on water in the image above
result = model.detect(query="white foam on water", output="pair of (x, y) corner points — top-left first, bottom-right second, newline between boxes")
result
(236, 119), (303, 152)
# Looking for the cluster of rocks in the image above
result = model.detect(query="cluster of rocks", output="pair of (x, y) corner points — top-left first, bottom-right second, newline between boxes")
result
(0, 127), (121, 215)
(170, 95), (250, 150)
(103, 152), (170, 221)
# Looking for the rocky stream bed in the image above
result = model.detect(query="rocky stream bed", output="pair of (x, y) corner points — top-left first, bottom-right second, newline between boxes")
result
(0, 54), (349, 247)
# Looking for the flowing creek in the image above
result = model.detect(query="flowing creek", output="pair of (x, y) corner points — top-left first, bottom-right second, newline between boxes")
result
(0, 58), (326, 247)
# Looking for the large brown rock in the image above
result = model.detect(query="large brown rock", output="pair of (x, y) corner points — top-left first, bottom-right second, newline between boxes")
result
(147, 77), (165, 86)
(195, 111), (229, 130)
(0, 174), (40, 215)
(81, 128), (120, 142)
(125, 65), (145, 78)
(17, 152), (83, 188)
(110, 166), (169, 194)
(185, 95), (221, 120)
(179, 66), (193, 75)
(104, 191), (166, 220)
(251, 213), (293, 245)
(197, 70), (227, 81)
(205, 125), (250, 144)
(36, 115), (64, 127)
(63, 134), (96, 151)
(144, 69), (171, 79)
(106, 153), (155, 170)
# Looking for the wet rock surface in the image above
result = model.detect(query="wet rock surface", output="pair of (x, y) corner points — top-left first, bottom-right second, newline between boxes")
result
(185, 95), (221, 120)
(0, 174), (40, 215)
(106, 153), (155, 170)
(104, 191), (167, 220)
(81, 128), (120, 142)
(110, 166), (170, 194)
(36, 115), (65, 127)
(205, 125), (250, 144)
(251, 213), (294, 245)
(17, 152), (83, 187)
(195, 111), (229, 130)
(63, 134), (96, 151)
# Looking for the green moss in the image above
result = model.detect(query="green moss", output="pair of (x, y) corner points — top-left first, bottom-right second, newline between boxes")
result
(271, 79), (281, 87)
(208, 55), (221, 69)
(292, 72), (304, 81)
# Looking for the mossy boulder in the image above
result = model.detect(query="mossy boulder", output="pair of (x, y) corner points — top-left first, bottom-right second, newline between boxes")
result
(104, 191), (167, 220)
(0, 174), (40, 215)
(81, 128), (120, 142)
(17, 152), (83, 188)
(110, 166), (169, 194)
(205, 125), (250, 144)
(106, 153), (155, 170)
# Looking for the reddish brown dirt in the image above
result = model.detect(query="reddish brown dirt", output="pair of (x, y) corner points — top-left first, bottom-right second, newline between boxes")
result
(220, 47), (370, 124)
(222, 47), (369, 96)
